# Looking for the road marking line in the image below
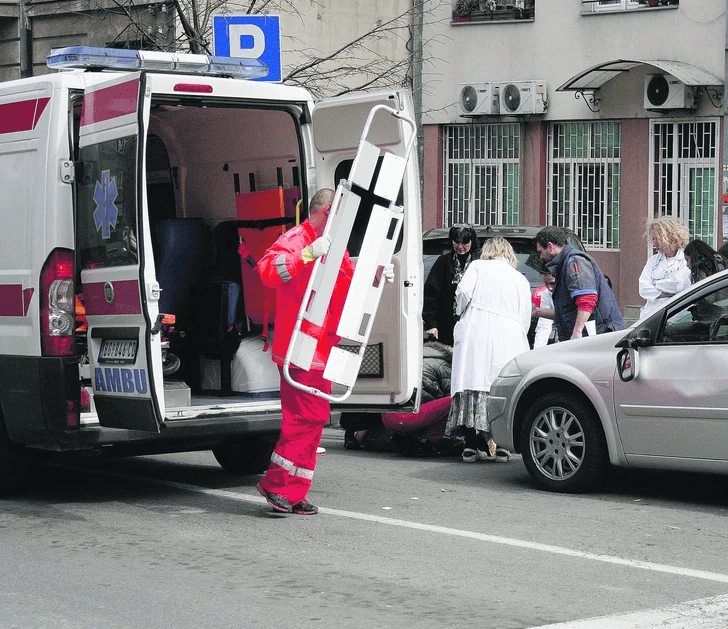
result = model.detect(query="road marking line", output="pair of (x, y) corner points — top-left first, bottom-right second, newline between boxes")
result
(530, 593), (728, 628)
(118, 474), (728, 586)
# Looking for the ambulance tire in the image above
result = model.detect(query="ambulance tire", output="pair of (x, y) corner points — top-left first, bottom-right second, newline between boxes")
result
(212, 434), (277, 475)
(0, 416), (28, 496)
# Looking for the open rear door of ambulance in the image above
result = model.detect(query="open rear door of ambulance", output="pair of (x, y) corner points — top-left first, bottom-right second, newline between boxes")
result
(76, 72), (165, 431)
(310, 90), (423, 412)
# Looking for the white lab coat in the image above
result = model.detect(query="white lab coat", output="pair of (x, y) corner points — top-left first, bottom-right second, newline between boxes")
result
(450, 258), (532, 396)
(638, 250), (691, 319)
(533, 288), (555, 349)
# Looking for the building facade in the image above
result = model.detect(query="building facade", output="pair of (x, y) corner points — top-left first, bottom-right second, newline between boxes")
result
(0, 0), (176, 81)
(421, 0), (727, 311)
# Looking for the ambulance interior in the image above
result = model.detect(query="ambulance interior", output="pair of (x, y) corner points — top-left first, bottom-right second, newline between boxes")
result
(74, 99), (404, 409)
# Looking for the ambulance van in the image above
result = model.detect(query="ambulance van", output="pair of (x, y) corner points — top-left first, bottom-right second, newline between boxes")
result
(0, 47), (423, 492)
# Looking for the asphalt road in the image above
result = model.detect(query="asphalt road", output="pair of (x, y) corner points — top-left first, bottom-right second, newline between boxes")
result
(2, 426), (728, 629)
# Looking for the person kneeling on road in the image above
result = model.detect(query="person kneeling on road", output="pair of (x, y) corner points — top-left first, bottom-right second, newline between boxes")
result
(342, 341), (464, 458)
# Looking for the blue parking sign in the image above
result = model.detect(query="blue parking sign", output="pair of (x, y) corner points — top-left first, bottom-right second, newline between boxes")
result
(213, 15), (281, 82)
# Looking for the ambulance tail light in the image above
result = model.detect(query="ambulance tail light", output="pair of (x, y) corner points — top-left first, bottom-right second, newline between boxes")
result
(40, 249), (75, 356)
(174, 83), (213, 93)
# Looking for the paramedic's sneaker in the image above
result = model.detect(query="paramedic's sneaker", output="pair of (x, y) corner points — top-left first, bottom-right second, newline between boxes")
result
(462, 448), (477, 463)
(316, 446), (326, 455)
(256, 481), (292, 513)
(495, 448), (511, 463)
(291, 500), (318, 515)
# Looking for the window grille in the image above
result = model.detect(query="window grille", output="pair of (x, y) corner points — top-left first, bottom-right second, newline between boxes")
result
(442, 123), (520, 227)
(547, 121), (621, 250)
(650, 119), (719, 246)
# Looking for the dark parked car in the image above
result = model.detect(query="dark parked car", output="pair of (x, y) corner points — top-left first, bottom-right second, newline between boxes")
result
(422, 224), (586, 288)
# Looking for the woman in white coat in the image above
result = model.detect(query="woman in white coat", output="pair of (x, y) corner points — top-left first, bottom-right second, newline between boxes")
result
(447, 237), (532, 463)
(638, 217), (691, 319)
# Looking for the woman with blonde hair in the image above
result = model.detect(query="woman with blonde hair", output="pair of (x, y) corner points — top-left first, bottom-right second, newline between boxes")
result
(638, 217), (691, 319)
(447, 237), (532, 463)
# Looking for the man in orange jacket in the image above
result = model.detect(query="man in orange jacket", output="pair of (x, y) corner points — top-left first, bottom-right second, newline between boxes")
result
(256, 188), (396, 515)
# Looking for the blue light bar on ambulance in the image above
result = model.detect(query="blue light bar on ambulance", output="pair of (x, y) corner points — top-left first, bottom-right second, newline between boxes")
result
(46, 46), (269, 80)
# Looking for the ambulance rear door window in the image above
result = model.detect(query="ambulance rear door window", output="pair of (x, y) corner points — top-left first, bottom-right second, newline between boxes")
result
(76, 136), (138, 269)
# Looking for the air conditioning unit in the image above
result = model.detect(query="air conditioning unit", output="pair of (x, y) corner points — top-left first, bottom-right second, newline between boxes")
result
(644, 74), (696, 110)
(496, 81), (548, 115)
(457, 83), (498, 116)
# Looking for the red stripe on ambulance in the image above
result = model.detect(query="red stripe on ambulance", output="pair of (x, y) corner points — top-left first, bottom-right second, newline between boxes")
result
(0, 98), (50, 134)
(0, 285), (34, 316)
(84, 280), (141, 315)
(80, 78), (139, 127)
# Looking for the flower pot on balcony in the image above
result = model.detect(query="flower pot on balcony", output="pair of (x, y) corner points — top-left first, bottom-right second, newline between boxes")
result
(453, 14), (472, 21)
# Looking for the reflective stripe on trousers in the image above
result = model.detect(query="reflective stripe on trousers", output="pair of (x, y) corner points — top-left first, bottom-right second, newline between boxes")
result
(259, 365), (331, 504)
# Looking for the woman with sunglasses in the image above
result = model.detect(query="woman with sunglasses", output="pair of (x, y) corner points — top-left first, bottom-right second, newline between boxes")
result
(423, 224), (480, 346)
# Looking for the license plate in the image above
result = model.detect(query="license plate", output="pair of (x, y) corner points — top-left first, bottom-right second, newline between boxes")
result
(99, 339), (138, 364)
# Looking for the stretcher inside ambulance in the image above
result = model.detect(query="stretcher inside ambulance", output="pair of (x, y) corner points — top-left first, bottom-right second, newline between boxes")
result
(0, 47), (423, 490)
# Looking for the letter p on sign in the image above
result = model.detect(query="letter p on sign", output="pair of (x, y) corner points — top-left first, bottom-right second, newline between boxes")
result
(230, 24), (265, 58)
(213, 15), (282, 82)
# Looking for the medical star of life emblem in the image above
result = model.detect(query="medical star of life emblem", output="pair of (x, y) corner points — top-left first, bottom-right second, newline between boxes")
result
(93, 170), (119, 239)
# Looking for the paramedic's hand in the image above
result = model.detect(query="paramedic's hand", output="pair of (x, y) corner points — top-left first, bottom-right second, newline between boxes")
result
(302, 236), (330, 263)
(382, 263), (395, 283)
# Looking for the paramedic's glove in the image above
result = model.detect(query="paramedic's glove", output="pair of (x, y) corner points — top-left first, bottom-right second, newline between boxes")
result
(382, 263), (395, 283)
(302, 236), (330, 263)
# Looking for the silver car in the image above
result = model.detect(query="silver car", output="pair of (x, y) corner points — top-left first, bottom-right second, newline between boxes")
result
(488, 269), (728, 492)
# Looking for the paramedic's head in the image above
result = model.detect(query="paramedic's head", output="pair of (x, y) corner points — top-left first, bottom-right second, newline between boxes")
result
(309, 189), (335, 236)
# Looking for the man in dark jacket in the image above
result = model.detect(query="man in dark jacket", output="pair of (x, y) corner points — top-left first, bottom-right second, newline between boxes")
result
(535, 226), (624, 341)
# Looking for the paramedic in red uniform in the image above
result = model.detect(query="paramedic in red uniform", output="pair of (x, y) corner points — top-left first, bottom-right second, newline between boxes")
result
(255, 188), (394, 515)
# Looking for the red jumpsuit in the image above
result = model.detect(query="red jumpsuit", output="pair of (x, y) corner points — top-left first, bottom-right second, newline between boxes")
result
(256, 219), (354, 504)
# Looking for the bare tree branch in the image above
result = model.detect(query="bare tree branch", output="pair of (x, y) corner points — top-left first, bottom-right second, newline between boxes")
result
(60, 0), (449, 103)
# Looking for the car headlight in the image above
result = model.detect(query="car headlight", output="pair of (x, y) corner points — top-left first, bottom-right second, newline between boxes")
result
(498, 358), (522, 378)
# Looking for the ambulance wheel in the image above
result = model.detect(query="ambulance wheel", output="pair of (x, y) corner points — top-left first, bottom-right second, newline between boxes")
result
(212, 434), (277, 475)
(0, 416), (28, 495)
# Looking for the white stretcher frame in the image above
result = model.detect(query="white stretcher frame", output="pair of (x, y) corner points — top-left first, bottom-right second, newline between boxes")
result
(283, 104), (416, 402)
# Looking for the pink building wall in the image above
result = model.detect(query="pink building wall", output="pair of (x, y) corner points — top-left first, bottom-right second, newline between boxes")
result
(423, 125), (443, 228)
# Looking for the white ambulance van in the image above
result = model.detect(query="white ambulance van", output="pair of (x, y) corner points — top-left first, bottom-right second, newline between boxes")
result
(0, 47), (423, 492)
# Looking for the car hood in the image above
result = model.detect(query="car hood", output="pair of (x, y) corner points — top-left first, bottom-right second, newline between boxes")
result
(512, 329), (630, 381)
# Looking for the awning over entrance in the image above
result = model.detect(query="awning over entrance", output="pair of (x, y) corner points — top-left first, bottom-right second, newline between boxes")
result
(557, 59), (723, 92)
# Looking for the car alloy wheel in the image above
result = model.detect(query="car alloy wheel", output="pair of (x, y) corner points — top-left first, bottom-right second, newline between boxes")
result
(528, 405), (584, 481)
(520, 392), (608, 493)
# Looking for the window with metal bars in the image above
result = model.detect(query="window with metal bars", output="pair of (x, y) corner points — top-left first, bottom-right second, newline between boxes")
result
(442, 123), (520, 227)
(650, 119), (719, 246)
(547, 120), (621, 250)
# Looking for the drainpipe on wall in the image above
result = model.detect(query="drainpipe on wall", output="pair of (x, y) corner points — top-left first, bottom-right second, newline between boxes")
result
(18, 0), (32, 78)
(412, 0), (424, 211)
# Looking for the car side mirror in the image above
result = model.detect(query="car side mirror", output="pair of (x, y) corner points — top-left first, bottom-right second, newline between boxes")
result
(616, 347), (639, 382)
